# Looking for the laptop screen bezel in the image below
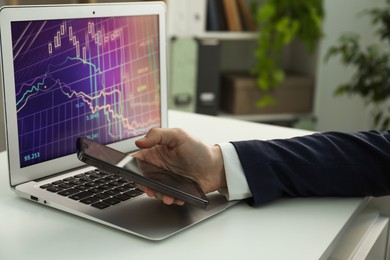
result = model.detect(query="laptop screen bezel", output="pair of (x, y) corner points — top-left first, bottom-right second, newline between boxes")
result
(0, 2), (168, 187)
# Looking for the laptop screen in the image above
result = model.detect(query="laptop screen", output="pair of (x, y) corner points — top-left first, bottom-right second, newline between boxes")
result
(12, 15), (161, 168)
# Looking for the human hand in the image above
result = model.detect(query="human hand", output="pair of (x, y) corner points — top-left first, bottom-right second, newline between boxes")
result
(133, 128), (226, 206)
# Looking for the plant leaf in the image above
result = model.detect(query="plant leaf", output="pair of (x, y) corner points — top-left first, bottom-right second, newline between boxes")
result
(257, 95), (277, 108)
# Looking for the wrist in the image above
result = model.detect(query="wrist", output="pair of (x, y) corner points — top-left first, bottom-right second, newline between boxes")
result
(211, 145), (227, 190)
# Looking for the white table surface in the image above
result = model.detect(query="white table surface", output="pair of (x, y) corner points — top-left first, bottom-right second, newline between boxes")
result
(0, 110), (367, 260)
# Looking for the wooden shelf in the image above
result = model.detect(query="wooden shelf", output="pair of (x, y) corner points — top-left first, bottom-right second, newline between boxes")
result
(196, 32), (258, 41)
(218, 111), (313, 123)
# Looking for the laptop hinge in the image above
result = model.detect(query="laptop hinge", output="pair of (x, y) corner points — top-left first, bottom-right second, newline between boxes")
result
(34, 165), (91, 182)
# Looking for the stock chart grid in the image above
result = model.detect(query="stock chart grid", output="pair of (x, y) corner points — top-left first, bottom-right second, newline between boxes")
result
(12, 15), (161, 167)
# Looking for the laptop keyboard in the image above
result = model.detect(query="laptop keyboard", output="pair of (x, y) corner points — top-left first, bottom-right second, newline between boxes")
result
(39, 169), (144, 209)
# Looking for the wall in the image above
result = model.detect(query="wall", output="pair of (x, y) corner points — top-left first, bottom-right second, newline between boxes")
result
(315, 0), (386, 131)
(0, 0), (387, 151)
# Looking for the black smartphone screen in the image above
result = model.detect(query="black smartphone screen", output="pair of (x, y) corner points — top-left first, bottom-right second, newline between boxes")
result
(76, 137), (209, 208)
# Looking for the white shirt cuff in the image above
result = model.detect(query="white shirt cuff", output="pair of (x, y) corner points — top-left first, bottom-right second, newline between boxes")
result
(218, 143), (252, 201)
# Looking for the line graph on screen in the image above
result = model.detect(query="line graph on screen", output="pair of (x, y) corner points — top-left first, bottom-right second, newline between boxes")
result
(12, 16), (161, 167)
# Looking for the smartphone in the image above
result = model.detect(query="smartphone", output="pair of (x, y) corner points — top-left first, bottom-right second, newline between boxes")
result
(76, 137), (209, 208)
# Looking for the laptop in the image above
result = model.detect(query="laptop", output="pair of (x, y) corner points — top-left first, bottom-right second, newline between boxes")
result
(0, 2), (235, 240)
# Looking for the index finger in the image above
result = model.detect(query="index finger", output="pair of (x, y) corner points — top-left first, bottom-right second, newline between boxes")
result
(138, 184), (185, 206)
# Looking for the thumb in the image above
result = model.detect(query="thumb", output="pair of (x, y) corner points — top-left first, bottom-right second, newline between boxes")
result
(135, 128), (180, 149)
(135, 129), (161, 149)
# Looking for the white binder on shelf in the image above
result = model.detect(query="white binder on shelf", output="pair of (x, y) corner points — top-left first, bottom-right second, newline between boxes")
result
(168, 37), (198, 112)
(167, 0), (207, 37)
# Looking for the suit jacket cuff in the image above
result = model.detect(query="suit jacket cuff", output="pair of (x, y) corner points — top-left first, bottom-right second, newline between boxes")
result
(218, 143), (252, 200)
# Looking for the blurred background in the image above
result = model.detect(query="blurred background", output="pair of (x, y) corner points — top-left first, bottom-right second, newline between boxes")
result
(1, 0), (389, 152)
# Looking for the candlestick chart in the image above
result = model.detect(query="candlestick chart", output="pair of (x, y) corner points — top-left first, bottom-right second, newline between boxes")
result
(12, 16), (161, 167)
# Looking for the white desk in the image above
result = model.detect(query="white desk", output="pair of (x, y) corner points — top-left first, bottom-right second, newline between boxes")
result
(0, 111), (371, 260)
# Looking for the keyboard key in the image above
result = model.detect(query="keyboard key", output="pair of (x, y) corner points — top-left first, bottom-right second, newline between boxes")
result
(68, 179), (87, 185)
(63, 177), (76, 182)
(114, 193), (132, 201)
(91, 202), (110, 209)
(84, 170), (96, 175)
(58, 183), (73, 189)
(104, 190), (121, 196)
(80, 196), (100, 205)
(69, 191), (94, 200)
(78, 176), (93, 182)
(93, 178), (107, 184)
(114, 186), (131, 192)
(126, 189), (144, 197)
(88, 173), (101, 179)
(40, 169), (140, 209)
(58, 188), (80, 196)
(97, 184), (111, 190)
(88, 188), (105, 194)
(74, 185), (89, 191)
(52, 180), (64, 185)
(84, 181), (97, 187)
(96, 172), (109, 178)
(94, 193), (111, 200)
(47, 186), (64, 193)
(102, 197), (121, 205)
(124, 183), (137, 189)
(40, 183), (53, 189)
(74, 173), (86, 178)
(108, 181), (121, 187)
(117, 179), (128, 184)
(104, 175), (119, 181)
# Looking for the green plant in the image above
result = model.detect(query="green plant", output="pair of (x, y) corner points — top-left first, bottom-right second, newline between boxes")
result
(326, 1), (390, 130)
(251, 0), (324, 107)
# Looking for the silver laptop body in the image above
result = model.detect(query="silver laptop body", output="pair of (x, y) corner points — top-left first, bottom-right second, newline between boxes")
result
(0, 2), (234, 240)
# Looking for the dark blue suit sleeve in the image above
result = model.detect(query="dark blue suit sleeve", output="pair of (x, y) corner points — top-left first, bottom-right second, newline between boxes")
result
(231, 131), (390, 206)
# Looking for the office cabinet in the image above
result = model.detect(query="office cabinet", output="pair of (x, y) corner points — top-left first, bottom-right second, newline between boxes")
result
(329, 207), (390, 260)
